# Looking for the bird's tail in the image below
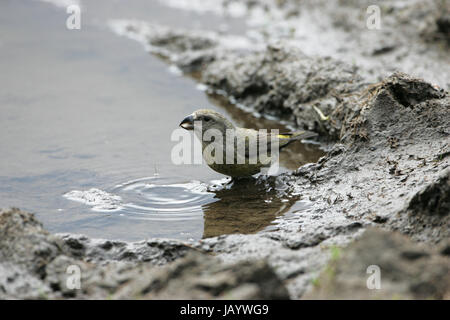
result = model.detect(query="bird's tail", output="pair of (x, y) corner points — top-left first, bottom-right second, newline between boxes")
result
(279, 130), (318, 140)
(277, 130), (318, 149)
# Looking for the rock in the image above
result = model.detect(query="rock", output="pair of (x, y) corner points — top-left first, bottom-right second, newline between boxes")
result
(197, 233), (352, 299)
(0, 208), (76, 298)
(419, 0), (450, 43)
(0, 209), (288, 299)
(407, 169), (450, 216)
(340, 71), (447, 141)
(0, 208), (67, 279)
(304, 228), (450, 299)
(57, 233), (198, 265)
(112, 251), (289, 299)
(436, 14), (450, 39)
(390, 169), (450, 243)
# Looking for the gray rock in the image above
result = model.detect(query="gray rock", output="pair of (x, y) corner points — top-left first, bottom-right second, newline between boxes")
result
(0, 208), (67, 279)
(57, 233), (198, 265)
(304, 228), (450, 299)
(112, 251), (289, 299)
(0, 209), (289, 299)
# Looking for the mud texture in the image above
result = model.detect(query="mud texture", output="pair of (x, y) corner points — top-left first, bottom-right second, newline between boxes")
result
(0, 208), (288, 299)
(203, 44), (366, 139)
(1, 0), (449, 299)
(304, 228), (450, 300)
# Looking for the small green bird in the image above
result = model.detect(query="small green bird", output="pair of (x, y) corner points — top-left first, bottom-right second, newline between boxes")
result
(179, 109), (317, 178)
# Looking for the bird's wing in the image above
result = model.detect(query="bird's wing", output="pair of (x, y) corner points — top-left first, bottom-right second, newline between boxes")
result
(235, 128), (317, 154)
(227, 128), (317, 165)
(232, 128), (303, 164)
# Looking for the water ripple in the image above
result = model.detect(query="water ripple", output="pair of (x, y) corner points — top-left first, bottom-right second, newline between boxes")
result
(64, 176), (218, 222)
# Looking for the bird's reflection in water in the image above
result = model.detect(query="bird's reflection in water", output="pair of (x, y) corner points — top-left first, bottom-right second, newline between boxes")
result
(201, 177), (300, 239)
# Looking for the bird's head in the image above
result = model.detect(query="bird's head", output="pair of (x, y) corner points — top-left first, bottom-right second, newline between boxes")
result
(179, 109), (235, 136)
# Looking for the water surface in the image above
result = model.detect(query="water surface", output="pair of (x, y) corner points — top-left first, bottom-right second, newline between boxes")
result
(0, 0), (324, 241)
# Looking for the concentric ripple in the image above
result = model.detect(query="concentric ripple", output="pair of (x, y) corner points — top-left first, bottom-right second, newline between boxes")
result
(62, 175), (307, 240)
(112, 176), (218, 221)
(64, 176), (219, 223)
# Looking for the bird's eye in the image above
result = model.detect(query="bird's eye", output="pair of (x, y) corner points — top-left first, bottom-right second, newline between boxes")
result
(204, 116), (211, 122)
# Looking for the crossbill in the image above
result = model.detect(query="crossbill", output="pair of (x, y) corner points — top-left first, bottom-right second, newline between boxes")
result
(179, 109), (317, 177)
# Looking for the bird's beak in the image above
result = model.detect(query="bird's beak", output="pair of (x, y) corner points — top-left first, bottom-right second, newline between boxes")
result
(179, 115), (194, 130)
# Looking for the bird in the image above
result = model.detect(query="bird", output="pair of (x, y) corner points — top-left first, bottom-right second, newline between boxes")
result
(179, 109), (317, 178)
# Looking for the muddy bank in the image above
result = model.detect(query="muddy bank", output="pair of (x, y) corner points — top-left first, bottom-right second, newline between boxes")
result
(1, 71), (447, 299)
(107, 3), (449, 298)
(305, 228), (450, 299)
(112, 0), (449, 139)
(0, 208), (288, 299)
(1, 0), (449, 299)
(198, 70), (448, 297)
(112, 20), (366, 139)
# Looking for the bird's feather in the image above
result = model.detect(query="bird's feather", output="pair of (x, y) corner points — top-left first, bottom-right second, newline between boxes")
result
(235, 128), (317, 162)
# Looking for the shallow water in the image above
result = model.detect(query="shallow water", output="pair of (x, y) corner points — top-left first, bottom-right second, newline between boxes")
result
(0, 0), (324, 241)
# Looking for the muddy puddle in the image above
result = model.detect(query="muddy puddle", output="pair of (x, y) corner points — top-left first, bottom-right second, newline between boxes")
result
(0, 0), (324, 241)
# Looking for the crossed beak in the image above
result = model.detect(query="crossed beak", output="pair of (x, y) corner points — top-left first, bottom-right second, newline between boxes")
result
(179, 115), (194, 130)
